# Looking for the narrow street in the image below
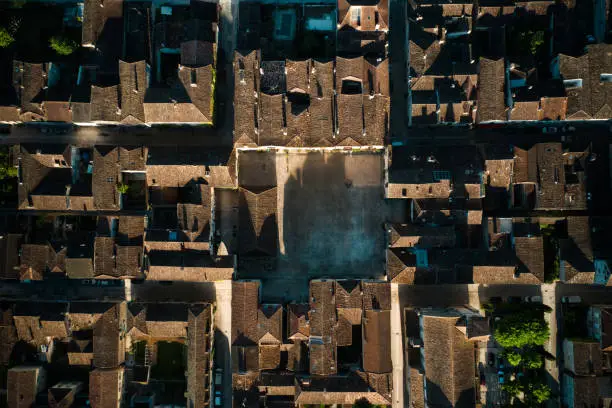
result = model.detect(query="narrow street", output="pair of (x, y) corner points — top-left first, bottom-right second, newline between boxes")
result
(390, 284), (405, 408)
(214, 280), (233, 408)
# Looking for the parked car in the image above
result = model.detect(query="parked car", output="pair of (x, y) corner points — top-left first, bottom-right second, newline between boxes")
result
(498, 371), (505, 384)
(214, 389), (223, 407)
(561, 296), (582, 303)
(524, 295), (542, 303)
(542, 127), (558, 134)
(488, 352), (495, 366)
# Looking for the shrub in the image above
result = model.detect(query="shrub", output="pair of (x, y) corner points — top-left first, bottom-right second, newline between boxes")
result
(0, 27), (15, 48)
(117, 182), (130, 194)
(49, 35), (78, 56)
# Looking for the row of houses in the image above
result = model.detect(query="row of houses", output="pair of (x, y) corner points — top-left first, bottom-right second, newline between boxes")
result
(232, 279), (393, 407)
(0, 300), (215, 407)
(408, 0), (612, 125)
(233, 52), (390, 148)
(0, 0), (218, 125)
(387, 142), (612, 286)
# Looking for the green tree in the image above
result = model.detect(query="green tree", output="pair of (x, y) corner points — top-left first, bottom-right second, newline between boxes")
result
(117, 182), (129, 194)
(0, 166), (17, 180)
(523, 350), (543, 369)
(528, 382), (551, 404)
(49, 35), (78, 56)
(0, 27), (15, 48)
(494, 312), (550, 348)
(502, 379), (523, 397)
(505, 350), (522, 367)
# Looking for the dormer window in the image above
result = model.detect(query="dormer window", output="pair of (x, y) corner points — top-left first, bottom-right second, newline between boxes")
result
(133, 65), (139, 92)
(190, 70), (197, 87)
(351, 7), (361, 26)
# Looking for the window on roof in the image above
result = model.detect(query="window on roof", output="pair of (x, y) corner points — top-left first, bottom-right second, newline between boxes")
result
(107, 177), (113, 183)
(563, 79), (582, 89)
(554, 167), (560, 184)
(601, 74), (612, 83)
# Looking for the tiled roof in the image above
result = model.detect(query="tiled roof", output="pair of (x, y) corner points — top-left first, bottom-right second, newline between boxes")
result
(309, 60), (334, 98)
(89, 368), (123, 408)
(92, 146), (120, 210)
(187, 304), (213, 408)
(92, 303), (125, 368)
(338, 0), (389, 31)
(422, 312), (475, 408)
(178, 64), (214, 123)
(0, 234), (22, 280)
(238, 187), (278, 256)
(7, 366), (41, 408)
(232, 281), (260, 345)
(82, 0), (123, 46)
(258, 304), (283, 344)
(12, 61), (47, 119)
(287, 304), (310, 341)
(477, 58), (506, 122)
(388, 223), (456, 248)
(362, 281), (391, 310)
(565, 339), (602, 376)
(514, 236), (545, 282)
(146, 251), (233, 281)
(559, 44), (612, 119)
(258, 93), (287, 146)
(561, 216), (595, 283)
(119, 60), (147, 123)
(234, 50), (259, 145)
(91, 86), (120, 122)
(286, 59), (310, 93)
(363, 310), (392, 373)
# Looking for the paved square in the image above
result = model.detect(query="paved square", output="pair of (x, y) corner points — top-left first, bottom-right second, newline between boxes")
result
(237, 149), (387, 301)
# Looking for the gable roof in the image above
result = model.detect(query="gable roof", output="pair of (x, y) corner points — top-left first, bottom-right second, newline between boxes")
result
(119, 60), (147, 123)
(559, 44), (612, 119)
(363, 310), (392, 373)
(238, 187), (278, 256)
(422, 312), (475, 408)
(89, 368), (123, 408)
(477, 58), (506, 122)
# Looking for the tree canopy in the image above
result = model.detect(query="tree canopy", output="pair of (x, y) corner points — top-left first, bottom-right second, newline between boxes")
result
(49, 35), (78, 56)
(494, 312), (549, 348)
(0, 27), (15, 48)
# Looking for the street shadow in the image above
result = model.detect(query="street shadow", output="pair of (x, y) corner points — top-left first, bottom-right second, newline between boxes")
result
(214, 329), (232, 408)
